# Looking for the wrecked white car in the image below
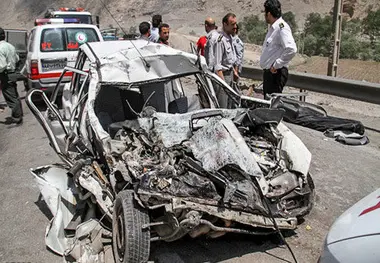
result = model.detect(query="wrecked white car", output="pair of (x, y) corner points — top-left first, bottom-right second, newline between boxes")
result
(26, 40), (314, 263)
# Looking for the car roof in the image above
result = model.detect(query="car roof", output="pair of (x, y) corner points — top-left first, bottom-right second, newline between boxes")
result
(80, 40), (207, 85)
(32, 23), (99, 31)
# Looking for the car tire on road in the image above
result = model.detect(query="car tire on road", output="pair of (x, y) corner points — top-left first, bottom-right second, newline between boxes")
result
(296, 173), (316, 219)
(23, 80), (30, 91)
(112, 190), (150, 263)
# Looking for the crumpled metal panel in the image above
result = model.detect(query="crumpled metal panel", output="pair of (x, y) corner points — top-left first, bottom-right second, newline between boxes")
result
(139, 109), (243, 148)
(65, 219), (108, 263)
(81, 40), (208, 85)
(31, 165), (110, 261)
(276, 122), (311, 176)
(31, 165), (77, 255)
(189, 118), (268, 194)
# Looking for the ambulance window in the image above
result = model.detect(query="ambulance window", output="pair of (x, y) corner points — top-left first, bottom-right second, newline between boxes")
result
(66, 28), (99, 51)
(41, 28), (64, 52)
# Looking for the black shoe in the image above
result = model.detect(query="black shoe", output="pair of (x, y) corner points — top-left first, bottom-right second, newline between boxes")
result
(11, 117), (23, 124)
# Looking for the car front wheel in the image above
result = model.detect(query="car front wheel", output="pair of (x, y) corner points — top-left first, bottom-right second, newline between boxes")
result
(112, 190), (150, 263)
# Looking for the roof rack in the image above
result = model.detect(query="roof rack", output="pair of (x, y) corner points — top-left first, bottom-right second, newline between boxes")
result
(59, 7), (85, 12)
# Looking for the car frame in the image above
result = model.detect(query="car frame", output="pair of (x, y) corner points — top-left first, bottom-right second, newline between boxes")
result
(3, 29), (28, 84)
(26, 40), (315, 263)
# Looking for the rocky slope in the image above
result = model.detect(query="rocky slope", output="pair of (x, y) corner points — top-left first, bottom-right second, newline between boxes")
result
(1, 0), (378, 32)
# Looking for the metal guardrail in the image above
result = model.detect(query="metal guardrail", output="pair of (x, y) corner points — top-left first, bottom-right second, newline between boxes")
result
(241, 66), (380, 105)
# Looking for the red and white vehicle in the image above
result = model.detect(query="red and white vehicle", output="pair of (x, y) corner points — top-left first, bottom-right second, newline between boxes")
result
(319, 188), (380, 263)
(25, 19), (103, 93)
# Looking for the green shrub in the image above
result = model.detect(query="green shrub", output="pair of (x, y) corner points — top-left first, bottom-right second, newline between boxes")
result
(282, 11), (297, 32)
(340, 34), (361, 59)
(373, 43), (380, 62)
(239, 15), (267, 45)
(302, 34), (318, 56)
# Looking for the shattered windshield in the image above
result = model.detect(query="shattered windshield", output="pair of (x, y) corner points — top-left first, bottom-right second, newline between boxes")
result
(94, 73), (213, 134)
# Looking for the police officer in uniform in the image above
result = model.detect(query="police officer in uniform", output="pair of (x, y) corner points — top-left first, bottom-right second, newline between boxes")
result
(214, 13), (238, 108)
(0, 27), (22, 124)
(260, 0), (297, 98)
(203, 17), (219, 72)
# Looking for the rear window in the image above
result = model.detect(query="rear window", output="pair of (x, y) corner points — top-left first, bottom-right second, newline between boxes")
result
(41, 28), (65, 52)
(41, 28), (99, 52)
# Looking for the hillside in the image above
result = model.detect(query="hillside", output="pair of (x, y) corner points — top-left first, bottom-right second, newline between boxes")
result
(1, 0), (379, 33)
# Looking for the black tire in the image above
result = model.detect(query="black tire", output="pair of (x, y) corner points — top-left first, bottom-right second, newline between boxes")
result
(295, 173), (316, 219)
(23, 80), (30, 91)
(112, 190), (150, 263)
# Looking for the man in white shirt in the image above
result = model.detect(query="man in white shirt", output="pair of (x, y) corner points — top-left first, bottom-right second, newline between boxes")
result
(0, 27), (22, 124)
(149, 14), (162, 43)
(203, 17), (219, 72)
(259, 0), (297, 98)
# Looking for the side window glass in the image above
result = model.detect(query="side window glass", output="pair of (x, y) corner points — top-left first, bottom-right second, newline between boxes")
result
(66, 28), (99, 51)
(28, 30), (35, 52)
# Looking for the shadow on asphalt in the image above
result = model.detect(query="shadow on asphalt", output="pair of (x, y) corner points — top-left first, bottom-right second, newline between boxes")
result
(35, 193), (54, 221)
(150, 231), (296, 263)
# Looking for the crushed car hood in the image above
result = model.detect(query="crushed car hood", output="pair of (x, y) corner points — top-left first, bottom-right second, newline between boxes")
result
(112, 108), (312, 196)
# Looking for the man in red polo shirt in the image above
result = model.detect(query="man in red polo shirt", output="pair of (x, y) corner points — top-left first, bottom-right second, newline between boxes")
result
(196, 35), (207, 56)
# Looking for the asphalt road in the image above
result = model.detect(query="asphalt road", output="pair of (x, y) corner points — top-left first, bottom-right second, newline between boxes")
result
(1, 83), (380, 263)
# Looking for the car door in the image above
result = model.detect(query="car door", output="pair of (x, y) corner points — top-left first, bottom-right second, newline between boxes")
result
(204, 72), (271, 109)
(4, 29), (28, 81)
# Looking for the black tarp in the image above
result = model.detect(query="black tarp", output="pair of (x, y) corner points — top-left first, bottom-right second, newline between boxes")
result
(271, 97), (365, 135)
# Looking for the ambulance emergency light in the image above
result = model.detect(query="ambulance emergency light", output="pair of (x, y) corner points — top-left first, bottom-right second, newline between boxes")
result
(34, 18), (80, 26)
(59, 7), (85, 12)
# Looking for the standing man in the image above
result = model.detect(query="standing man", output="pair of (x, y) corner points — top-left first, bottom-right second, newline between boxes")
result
(232, 24), (244, 75)
(0, 28), (22, 124)
(260, 0), (297, 98)
(214, 13), (238, 108)
(149, 14), (162, 43)
(203, 17), (219, 72)
(158, 23), (170, 45)
(139, 21), (151, 41)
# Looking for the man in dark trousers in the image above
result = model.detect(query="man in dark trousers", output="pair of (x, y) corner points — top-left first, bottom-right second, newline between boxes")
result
(260, 0), (297, 98)
(0, 28), (22, 124)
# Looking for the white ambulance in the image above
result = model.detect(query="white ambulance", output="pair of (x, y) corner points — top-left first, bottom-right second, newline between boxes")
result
(25, 18), (103, 93)
(44, 7), (95, 25)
